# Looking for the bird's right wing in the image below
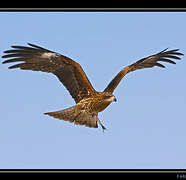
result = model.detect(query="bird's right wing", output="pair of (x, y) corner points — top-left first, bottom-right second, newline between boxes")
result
(104, 48), (184, 93)
(2, 43), (96, 103)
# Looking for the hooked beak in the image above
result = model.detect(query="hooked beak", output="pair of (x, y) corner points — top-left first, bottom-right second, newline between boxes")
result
(108, 96), (117, 102)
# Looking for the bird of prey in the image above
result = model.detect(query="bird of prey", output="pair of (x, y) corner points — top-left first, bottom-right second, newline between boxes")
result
(2, 43), (184, 131)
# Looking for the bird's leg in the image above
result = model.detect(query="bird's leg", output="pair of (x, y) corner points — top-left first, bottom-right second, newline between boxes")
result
(98, 120), (107, 132)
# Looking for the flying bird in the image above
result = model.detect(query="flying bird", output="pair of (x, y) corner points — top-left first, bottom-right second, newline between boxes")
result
(2, 43), (184, 131)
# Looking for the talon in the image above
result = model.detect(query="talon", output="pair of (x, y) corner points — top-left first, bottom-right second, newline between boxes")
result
(101, 124), (107, 132)
(98, 120), (107, 132)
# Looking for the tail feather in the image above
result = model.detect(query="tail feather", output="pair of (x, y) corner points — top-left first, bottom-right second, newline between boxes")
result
(44, 106), (98, 128)
(44, 106), (76, 123)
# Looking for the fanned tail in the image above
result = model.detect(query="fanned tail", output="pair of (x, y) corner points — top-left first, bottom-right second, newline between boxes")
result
(44, 106), (98, 129)
(44, 106), (76, 123)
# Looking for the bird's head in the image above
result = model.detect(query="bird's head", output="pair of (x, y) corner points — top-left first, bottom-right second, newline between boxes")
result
(109, 95), (117, 102)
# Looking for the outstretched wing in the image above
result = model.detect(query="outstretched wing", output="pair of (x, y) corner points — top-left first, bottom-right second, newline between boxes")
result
(2, 43), (96, 103)
(104, 48), (184, 93)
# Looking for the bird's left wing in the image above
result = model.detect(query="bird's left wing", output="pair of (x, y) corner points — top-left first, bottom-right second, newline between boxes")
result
(104, 48), (184, 93)
(2, 43), (96, 103)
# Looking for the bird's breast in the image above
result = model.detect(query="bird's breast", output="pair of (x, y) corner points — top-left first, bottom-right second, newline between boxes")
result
(78, 97), (112, 113)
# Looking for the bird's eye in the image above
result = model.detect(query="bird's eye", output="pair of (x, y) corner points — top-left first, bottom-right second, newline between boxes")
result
(105, 96), (112, 99)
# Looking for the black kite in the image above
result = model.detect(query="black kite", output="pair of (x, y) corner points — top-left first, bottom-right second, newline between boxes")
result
(2, 43), (184, 130)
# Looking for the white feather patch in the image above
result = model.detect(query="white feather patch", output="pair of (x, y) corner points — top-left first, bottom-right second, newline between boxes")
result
(41, 52), (56, 58)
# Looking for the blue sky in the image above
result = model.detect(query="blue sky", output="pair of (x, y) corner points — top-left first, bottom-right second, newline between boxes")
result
(0, 12), (186, 169)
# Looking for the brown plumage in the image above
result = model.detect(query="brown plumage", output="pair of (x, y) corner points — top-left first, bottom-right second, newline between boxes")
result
(2, 43), (184, 130)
